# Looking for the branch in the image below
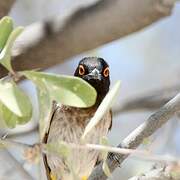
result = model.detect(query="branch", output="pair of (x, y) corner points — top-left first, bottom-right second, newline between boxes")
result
(113, 84), (180, 115)
(128, 168), (172, 180)
(89, 92), (180, 180)
(1, 138), (179, 164)
(7, 123), (38, 138)
(128, 164), (180, 180)
(0, 0), (175, 78)
(0, 0), (15, 18)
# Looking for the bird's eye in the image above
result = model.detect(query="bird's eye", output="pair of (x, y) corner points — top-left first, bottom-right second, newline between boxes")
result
(103, 67), (109, 77)
(79, 65), (85, 75)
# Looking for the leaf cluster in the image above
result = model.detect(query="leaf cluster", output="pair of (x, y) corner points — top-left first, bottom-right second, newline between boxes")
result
(0, 16), (97, 128)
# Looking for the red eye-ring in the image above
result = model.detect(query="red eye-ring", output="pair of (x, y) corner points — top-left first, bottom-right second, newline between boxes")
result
(79, 65), (85, 75)
(103, 67), (109, 77)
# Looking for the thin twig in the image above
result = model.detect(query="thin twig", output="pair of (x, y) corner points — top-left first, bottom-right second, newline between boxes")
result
(7, 123), (38, 138)
(0, 137), (33, 149)
(89, 92), (180, 180)
(44, 142), (179, 164)
(1, 138), (179, 165)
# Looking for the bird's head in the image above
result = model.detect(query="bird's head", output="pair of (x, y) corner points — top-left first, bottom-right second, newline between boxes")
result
(74, 57), (110, 105)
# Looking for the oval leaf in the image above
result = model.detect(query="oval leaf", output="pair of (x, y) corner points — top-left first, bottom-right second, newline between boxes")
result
(100, 136), (111, 177)
(22, 71), (97, 108)
(102, 162), (111, 177)
(0, 80), (32, 119)
(81, 81), (120, 140)
(36, 80), (51, 138)
(0, 102), (31, 128)
(0, 27), (24, 72)
(0, 16), (13, 51)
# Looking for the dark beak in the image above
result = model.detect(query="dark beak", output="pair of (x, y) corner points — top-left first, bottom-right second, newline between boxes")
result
(87, 68), (101, 80)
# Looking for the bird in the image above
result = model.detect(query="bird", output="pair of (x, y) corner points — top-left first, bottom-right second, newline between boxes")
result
(43, 57), (112, 180)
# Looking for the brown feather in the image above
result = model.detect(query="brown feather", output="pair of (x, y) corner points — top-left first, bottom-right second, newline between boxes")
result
(43, 103), (112, 180)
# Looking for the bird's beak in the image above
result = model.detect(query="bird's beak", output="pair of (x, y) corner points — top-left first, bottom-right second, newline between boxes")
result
(88, 68), (101, 80)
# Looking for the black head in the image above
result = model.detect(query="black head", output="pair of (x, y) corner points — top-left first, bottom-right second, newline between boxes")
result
(74, 57), (110, 105)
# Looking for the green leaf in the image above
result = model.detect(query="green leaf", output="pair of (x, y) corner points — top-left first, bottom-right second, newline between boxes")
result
(81, 81), (120, 139)
(36, 81), (51, 138)
(100, 137), (109, 161)
(0, 81), (32, 117)
(22, 71), (97, 108)
(0, 80), (32, 128)
(0, 16), (13, 51)
(0, 27), (24, 72)
(0, 102), (15, 128)
(0, 102), (30, 128)
(102, 162), (111, 177)
(100, 136), (111, 177)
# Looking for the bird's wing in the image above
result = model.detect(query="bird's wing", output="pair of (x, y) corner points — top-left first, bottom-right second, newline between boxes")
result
(42, 101), (60, 180)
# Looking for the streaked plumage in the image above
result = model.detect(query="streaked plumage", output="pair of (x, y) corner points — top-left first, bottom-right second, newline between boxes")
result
(43, 57), (112, 180)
